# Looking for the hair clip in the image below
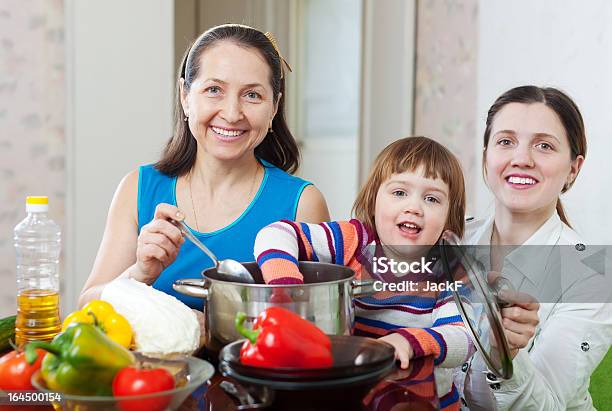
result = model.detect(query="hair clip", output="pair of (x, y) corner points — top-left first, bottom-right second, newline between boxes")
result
(264, 32), (293, 79)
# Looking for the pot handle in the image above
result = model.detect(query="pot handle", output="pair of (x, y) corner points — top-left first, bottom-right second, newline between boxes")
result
(173, 278), (209, 298)
(352, 279), (378, 298)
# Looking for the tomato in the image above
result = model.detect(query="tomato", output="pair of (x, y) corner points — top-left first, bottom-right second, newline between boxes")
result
(112, 366), (175, 411)
(0, 349), (45, 390)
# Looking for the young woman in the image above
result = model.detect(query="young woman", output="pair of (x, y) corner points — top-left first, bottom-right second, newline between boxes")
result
(79, 24), (329, 309)
(460, 86), (612, 410)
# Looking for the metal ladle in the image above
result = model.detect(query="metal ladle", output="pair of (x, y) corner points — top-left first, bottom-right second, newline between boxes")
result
(173, 220), (255, 284)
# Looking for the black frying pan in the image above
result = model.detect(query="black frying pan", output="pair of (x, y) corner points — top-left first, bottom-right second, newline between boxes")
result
(219, 335), (396, 389)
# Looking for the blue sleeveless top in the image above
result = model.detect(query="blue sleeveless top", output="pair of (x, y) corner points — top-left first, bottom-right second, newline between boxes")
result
(137, 161), (312, 309)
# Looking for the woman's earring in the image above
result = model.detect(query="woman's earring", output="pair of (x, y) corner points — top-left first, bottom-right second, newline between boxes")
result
(184, 116), (188, 122)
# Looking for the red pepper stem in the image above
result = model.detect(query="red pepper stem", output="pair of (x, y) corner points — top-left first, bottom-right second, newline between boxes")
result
(235, 312), (260, 345)
(24, 341), (61, 365)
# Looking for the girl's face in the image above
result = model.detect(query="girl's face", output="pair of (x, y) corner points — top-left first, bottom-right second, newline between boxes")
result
(485, 102), (584, 216)
(374, 166), (450, 248)
(180, 41), (278, 162)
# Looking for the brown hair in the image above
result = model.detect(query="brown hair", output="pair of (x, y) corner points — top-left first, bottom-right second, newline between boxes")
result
(155, 24), (299, 176)
(353, 136), (466, 238)
(483, 86), (587, 227)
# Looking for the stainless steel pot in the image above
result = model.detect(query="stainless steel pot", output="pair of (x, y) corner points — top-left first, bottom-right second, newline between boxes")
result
(173, 262), (375, 354)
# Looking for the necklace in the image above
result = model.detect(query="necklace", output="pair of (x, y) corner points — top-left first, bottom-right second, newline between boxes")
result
(188, 172), (200, 232)
(188, 164), (260, 232)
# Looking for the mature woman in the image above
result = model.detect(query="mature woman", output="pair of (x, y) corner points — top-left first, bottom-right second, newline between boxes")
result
(79, 24), (329, 309)
(459, 86), (611, 410)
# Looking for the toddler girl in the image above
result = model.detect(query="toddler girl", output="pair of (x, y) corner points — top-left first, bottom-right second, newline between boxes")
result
(254, 136), (474, 410)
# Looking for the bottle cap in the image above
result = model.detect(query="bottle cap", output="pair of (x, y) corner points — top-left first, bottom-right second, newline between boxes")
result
(26, 196), (49, 212)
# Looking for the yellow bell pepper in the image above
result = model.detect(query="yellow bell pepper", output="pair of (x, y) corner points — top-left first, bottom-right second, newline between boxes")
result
(62, 300), (133, 348)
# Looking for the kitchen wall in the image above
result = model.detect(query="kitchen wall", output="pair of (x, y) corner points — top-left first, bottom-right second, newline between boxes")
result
(0, 0), (174, 317)
(413, 0), (479, 215)
(0, 0), (66, 316)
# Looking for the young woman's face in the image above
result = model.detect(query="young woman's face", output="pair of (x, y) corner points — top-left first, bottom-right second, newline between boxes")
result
(180, 41), (278, 162)
(374, 167), (450, 249)
(485, 102), (583, 216)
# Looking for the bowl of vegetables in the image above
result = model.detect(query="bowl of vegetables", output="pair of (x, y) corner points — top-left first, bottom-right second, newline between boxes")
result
(31, 354), (214, 411)
(26, 322), (214, 411)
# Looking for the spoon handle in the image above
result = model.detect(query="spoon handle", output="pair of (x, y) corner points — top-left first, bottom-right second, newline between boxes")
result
(173, 220), (219, 266)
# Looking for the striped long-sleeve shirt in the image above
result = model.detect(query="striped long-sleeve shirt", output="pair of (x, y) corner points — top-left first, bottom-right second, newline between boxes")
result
(254, 219), (475, 410)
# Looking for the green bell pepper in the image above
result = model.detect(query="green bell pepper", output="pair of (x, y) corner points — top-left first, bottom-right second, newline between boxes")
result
(25, 322), (135, 396)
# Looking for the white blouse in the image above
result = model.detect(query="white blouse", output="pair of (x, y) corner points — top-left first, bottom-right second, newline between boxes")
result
(457, 213), (612, 410)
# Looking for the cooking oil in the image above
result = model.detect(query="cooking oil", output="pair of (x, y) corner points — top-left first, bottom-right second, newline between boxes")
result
(14, 196), (62, 346)
(15, 289), (61, 346)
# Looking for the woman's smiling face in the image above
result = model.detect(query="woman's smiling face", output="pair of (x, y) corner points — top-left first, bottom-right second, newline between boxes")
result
(180, 40), (278, 162)
(485, 102), (584, 216)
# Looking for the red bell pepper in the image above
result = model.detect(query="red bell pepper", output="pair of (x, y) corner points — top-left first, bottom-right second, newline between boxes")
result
(236, 307), (333, 369)
(253, 306), (331, 349)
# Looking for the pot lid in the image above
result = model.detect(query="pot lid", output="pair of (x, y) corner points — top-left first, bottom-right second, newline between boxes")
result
(438, 232), (513, 379)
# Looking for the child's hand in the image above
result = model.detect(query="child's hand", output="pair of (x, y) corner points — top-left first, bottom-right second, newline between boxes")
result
(379, 333), (414, 369)
(270, 288), (293, 303)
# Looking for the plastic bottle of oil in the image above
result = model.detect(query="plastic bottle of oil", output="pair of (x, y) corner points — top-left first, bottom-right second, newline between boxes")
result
(14, 196), (62, 346)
